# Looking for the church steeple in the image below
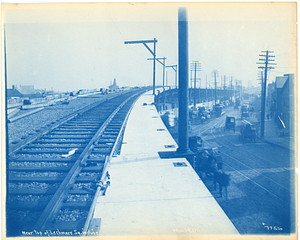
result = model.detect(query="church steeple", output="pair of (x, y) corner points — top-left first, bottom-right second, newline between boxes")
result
(113, 78), (117, 87)
(109, 78), (119, 91)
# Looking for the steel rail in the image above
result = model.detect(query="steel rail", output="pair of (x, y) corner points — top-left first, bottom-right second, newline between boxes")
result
(33, 91), (144, 232)
(212, 121), (292, 192)
(82, 91), (142, 235)
(205, 114), (293, 205)
(8, 95), (115, 154)
(6, 89), (149, 237)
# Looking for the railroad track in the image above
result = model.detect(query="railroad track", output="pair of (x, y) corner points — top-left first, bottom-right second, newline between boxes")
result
(6, 89), (146, 237)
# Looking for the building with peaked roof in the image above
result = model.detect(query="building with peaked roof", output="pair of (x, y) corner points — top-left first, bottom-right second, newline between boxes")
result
(7, 86), (23, 99)
(17, 84), (35, 94)
(275, 76), (288, 88)
(270, 74), (294, 135)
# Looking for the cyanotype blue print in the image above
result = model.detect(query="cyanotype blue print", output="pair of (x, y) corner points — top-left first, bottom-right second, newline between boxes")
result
(2, 3), (297, 239)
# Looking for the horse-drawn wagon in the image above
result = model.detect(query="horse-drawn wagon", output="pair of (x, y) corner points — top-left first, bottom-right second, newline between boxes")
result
(239, 120), (256, 142)
(224, 116), (235, 132)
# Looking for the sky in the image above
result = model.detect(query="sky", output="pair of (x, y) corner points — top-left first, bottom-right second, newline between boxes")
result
(1, 2), (297, 92)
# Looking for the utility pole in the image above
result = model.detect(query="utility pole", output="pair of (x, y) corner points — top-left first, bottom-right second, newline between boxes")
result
(205, 74), (207, 101)
(223, 75), (226, 101)
(230, 76), (233, 102)
(257, 71), (264, 100)
(166, 65), (177, 88)
(235, 80), (237, 100)
(166, 71), (168, 88)
(259, 70), (264, 127)
(190, 61), (201, 108)
(212, 70), (218, 105)
(221, 75), (223, 89)
(148, 57), (166, 91)
(257, 50), (276, 138)
(124, 38), (158, 95)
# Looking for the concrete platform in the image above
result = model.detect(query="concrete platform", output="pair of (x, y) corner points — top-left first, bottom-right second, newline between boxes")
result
(92, 90), (239, 237)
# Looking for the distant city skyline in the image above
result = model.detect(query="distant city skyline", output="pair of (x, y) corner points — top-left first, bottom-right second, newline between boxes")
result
(2, 3), (296, 92)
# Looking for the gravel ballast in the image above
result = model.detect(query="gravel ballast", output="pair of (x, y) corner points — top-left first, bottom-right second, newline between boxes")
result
(7, 93), (118, 147)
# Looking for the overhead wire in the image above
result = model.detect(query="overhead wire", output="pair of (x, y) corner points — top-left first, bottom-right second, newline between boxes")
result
(105, 9), (155, 87)
(106, 10), (147, 58)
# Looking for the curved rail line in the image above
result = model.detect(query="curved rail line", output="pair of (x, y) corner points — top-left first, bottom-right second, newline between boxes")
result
(194, 109), (291, 186)
(213, 117), (292, 189)
(215, 118), (290, 170)
(6, 89), (146, 237)
(188, 107), (292, 205)
(205, 111), (293, 205)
